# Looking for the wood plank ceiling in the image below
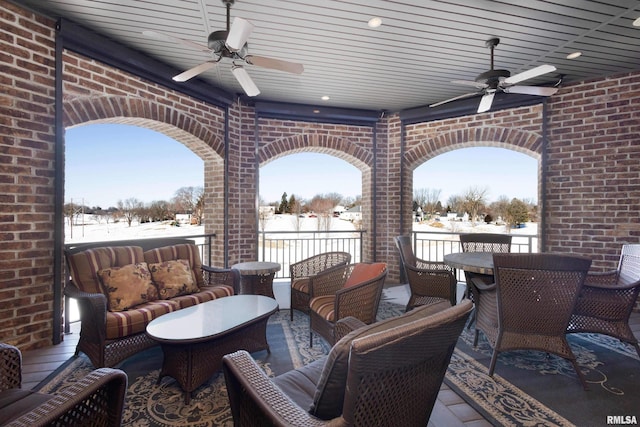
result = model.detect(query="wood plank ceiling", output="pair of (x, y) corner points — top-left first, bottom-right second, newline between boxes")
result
(14, 0), (640, 112)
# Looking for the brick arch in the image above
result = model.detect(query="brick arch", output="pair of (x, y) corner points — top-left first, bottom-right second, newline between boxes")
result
(258, 132), (376, 262)
(62, 95), (224, 161)
(61, 95), (227, 266)
(259, 133), (371, 170)
(398, 124), (544, 250)
(405, 126), (542, 171)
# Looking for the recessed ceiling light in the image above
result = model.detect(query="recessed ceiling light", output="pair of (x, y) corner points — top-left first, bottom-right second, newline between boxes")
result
(633, 17), (640, 26)
(566, 51), (582, 59)
(368, 17), (382, 28)
(313, 109), (320, 114)
(321, 95), (330, 101)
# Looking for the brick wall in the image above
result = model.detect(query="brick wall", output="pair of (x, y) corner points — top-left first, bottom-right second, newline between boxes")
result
(1, 2), (57, 349)
(2, 0), (639, 349)
(546, 73), (640, 268)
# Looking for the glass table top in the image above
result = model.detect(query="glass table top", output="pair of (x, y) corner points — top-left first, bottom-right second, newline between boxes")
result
(146, 294), (278, 342)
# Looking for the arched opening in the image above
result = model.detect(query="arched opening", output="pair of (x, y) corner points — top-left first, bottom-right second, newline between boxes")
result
(411, 146), (540, 254)
(64, 123), (205, 243)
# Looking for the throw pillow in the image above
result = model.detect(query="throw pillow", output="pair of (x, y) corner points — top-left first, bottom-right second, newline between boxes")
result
(149, 259), (199, 299)
(98, 262), (157, 311)
(343, 262), (386, 288)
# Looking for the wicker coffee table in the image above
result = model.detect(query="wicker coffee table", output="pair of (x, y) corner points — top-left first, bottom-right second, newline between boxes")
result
(146, 295), (278, 404)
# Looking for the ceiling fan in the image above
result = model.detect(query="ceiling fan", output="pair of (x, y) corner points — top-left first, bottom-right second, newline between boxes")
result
(143, 0), (304, 97)
(430, 38), (558, 113)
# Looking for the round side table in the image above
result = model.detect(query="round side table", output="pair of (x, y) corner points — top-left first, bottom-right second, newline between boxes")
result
(231, 261), (281, 298)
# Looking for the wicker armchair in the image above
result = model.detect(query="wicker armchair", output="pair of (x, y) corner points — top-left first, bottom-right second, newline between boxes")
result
(0, 343), (127, 427)
(308, 263), (387, 346)
(289, 252), (351, 321)
(568, 244), (640, 358)
(395, 235), (457, 310)
(474, 253), (592, 389)
(223, 299), (473, 427)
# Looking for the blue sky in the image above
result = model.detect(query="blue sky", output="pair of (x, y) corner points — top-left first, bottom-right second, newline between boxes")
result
(65, 124), (538, 208)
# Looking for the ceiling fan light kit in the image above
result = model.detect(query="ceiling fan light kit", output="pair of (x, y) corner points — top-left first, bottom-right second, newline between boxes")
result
(150, 0), (303, 97)
(430, 37), (559, 113)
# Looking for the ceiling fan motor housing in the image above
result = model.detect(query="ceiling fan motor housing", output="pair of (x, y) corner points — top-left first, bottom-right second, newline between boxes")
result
(476, 69), (510, 89)
(208, 30), (248, 57)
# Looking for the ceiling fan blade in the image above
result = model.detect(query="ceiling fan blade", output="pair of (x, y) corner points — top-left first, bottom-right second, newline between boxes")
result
(429, 92), (480, 108)
(226, 17), (255, 52)
(172, 61), (218, 82)
(504, 64), (556, 85)
(451, 80), (488, 89)
(142, 30), (210, 52)
(503, 85), (559, 96)
(477, 92), (495, 113)
(231, 65), (260, 96)
(245, 55), (304, 74)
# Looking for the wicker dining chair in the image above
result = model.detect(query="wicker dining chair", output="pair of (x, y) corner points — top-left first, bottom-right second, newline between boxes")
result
(568, 244), (640, 358)
(289, 252), (351, 321)
(0, 343), (127, 427)
(459, 233), (512, 327)
(473, 253), (592, 390)
(308, 262), (387, 346)
(395, 235), (457, 310)
(223, 299), (473, 427)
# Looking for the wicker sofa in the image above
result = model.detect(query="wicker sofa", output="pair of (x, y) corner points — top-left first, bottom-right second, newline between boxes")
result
(65, 237), (239, 368)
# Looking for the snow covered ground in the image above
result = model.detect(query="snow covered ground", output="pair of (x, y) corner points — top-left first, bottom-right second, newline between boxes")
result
(65, 214), (537, 244)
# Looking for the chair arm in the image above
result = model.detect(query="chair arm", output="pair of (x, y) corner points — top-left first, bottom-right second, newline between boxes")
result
(583, 270), (619, 288)
(334, 275), (385, 324)
(0, 343), (22, 391)
(415, 259), (452, 272)
(63, 283), (108, 340)
(308, 265), (348, 298)
(334, 317), (366, 341)
(7, 368), (128, 427)
(202, 265), (240, 293)
(222, 351), (329, 427)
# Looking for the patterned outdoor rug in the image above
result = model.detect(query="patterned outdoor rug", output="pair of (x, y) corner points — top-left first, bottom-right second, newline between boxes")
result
(37, 299), (638, 426)
(445, 325), (640, 427)
(36, 300), (403, 426)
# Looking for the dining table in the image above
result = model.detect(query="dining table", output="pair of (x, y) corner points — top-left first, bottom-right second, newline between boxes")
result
(443, 251), (495, 276)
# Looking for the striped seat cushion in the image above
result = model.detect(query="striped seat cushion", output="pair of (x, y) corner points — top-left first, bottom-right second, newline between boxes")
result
(309, 295), (336, 322)
(291, 277), (310, 294)
(105, 299), (179, 339)
(170, 284), (235, 309)
(67, 246), (145, 295)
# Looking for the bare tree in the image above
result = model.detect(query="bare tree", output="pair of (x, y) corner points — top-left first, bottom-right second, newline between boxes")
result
(462, 186), (488, 224)
(117, 198), (143, 227)
(413, 188), (428, 211)
(308, 195), (335, 231)
(489, 195), (511, 224)
(288, 195), (303, 232)
(447, 195), (464, 213)
(172, 186), (204, 223)
(423, 188), (442, 218)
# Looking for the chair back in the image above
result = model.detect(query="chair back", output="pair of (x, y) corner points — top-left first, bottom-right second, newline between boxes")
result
(395, 235), (416, 282)
(460, 233), (512, 253)
(618, 244), (640, 286)
(340, 300), (473, 426)
(493, 253), (591, 336)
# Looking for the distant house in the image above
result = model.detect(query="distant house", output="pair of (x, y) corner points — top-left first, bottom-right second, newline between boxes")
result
(340, 205), (362, 221)
(175, 213), (192, 224)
